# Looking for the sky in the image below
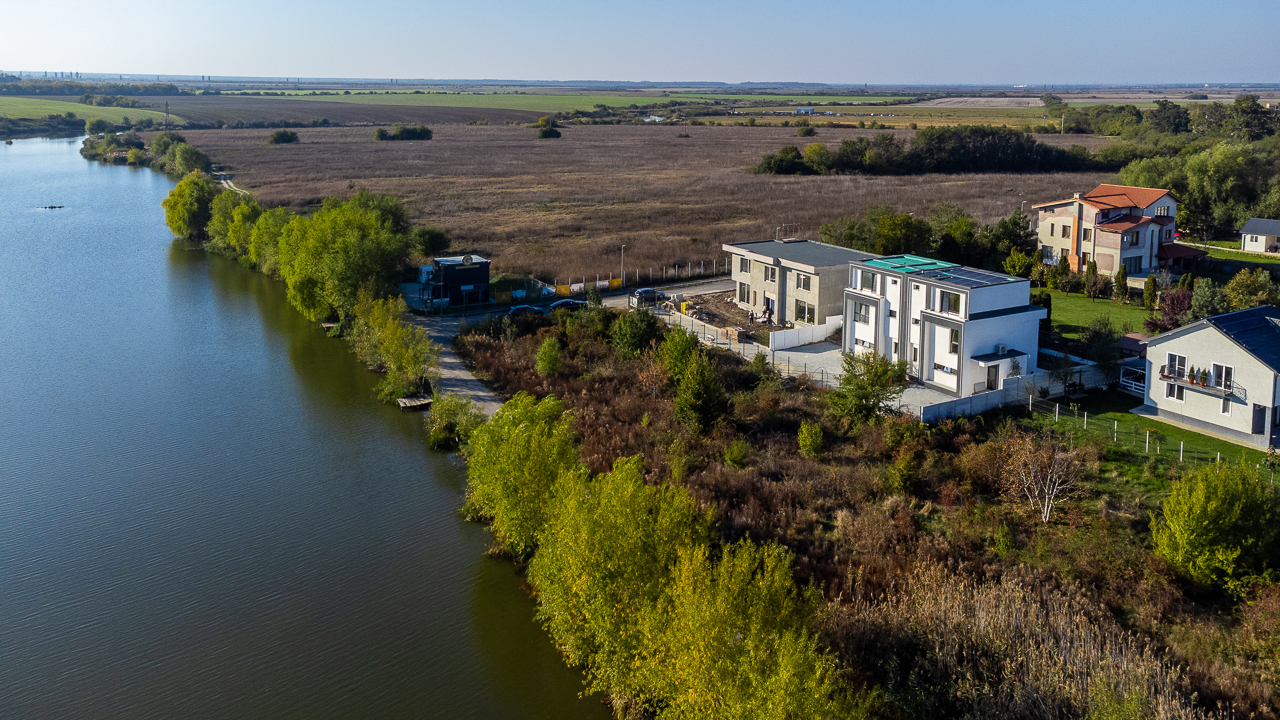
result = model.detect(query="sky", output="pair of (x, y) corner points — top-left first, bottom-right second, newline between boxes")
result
(3, 0), (1277, 85)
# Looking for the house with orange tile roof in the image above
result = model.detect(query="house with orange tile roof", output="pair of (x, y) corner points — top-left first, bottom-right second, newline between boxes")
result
(1032, 184), (1203, 280)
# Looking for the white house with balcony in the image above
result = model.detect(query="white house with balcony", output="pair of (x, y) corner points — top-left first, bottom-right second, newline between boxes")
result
(1142, 305), (1280, 447)
(842, 255), (1047, 398)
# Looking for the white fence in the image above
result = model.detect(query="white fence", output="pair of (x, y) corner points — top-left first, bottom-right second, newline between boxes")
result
(769, 317), (842, 351)
(919, 365), (1114, 423)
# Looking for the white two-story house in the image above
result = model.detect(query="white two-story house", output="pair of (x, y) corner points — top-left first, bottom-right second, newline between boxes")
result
(1143, 305), (1280, 448)
(1033, 184), (1193, 277)
(842, 255), (1047, 398)
(723, 239), (877, 327)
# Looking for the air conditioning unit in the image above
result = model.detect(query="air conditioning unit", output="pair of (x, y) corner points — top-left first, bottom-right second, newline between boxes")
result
(996, 343), (1008, 356)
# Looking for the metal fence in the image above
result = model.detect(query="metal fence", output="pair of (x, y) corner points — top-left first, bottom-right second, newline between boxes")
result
(1026, 396), (1262, 468)
(660, 310), (838, 389)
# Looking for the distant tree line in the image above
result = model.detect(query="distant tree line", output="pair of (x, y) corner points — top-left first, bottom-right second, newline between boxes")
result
(819, 202), (1037, 271)
(81, 130), (212, 175)
(78, 93), (145, 108)
(1038, 93), (1278, 140)
(0, 112), (83, 141)
(0, 80), (183, 96)
(755, 125), (1095, 175)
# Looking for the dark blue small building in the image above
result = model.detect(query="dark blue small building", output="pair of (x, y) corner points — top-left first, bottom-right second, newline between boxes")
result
(429, 255), (490, 306)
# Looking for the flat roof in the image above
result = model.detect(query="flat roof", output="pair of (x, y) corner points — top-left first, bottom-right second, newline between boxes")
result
(435, 254), (489, 265)
(723, 240), (878, 268)
(859, 254), (1021, 289)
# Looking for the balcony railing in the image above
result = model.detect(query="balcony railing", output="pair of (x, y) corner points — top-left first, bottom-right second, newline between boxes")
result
(1158, 365), (1233, 395)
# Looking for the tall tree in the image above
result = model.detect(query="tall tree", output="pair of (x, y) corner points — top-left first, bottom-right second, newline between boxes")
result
(827, 350), (909, 430)
(160, 170), (218, 239)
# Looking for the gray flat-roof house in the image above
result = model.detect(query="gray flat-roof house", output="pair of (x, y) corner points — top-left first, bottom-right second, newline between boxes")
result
(1239, 218), (1280, 254)
(1143, 305), (1280, 447)
(722, 239), (876, 327)
(843, 255), (1046, 398)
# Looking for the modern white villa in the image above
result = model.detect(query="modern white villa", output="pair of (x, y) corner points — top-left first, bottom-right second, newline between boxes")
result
(723, 239), (877, 327)
(841, 255), (1047, 398)
(1143, 305), (1280, 447)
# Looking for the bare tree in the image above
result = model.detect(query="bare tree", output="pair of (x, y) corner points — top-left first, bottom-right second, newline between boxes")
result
(1002, 430), (1083, 523)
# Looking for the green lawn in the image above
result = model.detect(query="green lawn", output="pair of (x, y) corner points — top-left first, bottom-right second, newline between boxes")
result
(1044, 289), (1149, 338)
(1025, 391), (1268, 501)
(1204, 246), (1280, 266)
(0, 97), (180, 123)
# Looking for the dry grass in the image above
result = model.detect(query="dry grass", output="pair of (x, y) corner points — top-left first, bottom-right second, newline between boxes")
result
(182, 124), (1113, 281)
(157, 95), (541, 125)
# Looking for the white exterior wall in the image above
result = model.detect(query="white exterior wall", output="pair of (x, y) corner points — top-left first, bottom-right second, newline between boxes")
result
(1146, 328), (1274, 440)
(964, 312), (1043, 376)
(927, 322), (960, 391)
(1241, 233), (1278, 253)
(966, 281), (1030, 315)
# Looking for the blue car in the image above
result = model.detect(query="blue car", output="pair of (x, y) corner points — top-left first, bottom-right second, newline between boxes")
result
(550, 299), (588, 312)
(508, 305), (546, 317)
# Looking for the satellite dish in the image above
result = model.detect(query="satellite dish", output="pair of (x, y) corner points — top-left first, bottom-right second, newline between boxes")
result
(462, 255), (473, 267)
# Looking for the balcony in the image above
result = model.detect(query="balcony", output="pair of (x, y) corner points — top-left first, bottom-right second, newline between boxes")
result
(1158, 365), (1233, 396)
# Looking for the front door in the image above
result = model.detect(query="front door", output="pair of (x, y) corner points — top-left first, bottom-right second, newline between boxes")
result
(763, 295), (775, 320)
(1253, 404), (1267, 435)
(987, 364), (999, 391)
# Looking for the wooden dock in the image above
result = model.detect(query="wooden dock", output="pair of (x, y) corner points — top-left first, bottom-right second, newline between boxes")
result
(396, 396), (433, 412)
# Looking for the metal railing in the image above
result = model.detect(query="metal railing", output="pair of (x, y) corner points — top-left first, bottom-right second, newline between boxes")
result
(1157, 365), (1233, 395)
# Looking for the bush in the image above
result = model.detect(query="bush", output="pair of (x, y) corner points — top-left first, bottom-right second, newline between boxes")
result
(426, 392), (486, 451)
(796, 125), (816, 137)
(267, 129), (299, 144)
(84, 117), (111, 134)
(609, 309), (662, 359)
(374, 124), (432, 141)
(126, 148), (145, 165)
(1151, 462), (1278, 596)
(675, 351), (727, 432)
(798, 420), (823, 459)
(535, 336), (561, 375)
(723, 437), (750, 468)
(161, 170), (219, 239)
(537, 126), (562, 139)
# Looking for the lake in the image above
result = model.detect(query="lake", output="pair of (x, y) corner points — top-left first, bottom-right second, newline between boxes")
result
(0, 137), (605, 719)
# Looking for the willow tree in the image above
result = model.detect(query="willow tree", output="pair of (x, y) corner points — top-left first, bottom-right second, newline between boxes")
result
(161, 170), (218, 239)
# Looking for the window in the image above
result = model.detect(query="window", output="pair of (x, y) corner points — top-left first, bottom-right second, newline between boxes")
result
(1155, 205), (1169, 216)
(912, 284), (920, 290)
(949, 328), (960, 355)
(1123, 256), (1142, 274)
(795, 273), (811, 291)
(1082, 228), (1092, 242)
(854, 302), (871, 324)
(911, 346), (918, 362)
(764, 266), (777, 283)
(860, 270), (878, 293)
(1212, 364), (1233, 390)
(1049, 222), (1055, 236)
(893, 341), (899, 354)
(1060, 247), (1068, 258)
(1221, 396), (1231, 416)
(888, 310), (897, 318)
(911, 318), (920, 325)
(933, 363), (955, 375)
(738, 282), (749, 303)
(1166, 352), (1186, 379)
(939, 291), (961, 314)
(1165, 229), (1173, 240)
(1128, 233), (1141, 247)
(1061, 224), (1071, 238)
(1165, 383), (1185, 402)
(794, 299), (815, 324)
(1042, 247), (1055, 263)
(1081, 252), (1090, 266)
(739, 257), (750, 273)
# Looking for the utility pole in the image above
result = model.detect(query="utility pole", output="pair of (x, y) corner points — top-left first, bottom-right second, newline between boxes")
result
(165, 101), (170, 132)
(621, 245), (626, 289)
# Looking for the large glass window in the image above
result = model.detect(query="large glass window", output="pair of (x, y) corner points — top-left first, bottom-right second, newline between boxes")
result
(939, 291), (961, 314)
(1166, 353), (1186, 379)
(860, 271), (877, 293)
(739, 257), (750, 273)
(1212, 364), (1233, 390)
(794, 299), (815, 324)
(1165, 383), (1185, 402)
(764, 266), (777, 283)
(854, 302), (871, 324)
(795, 273), (811, 291)
(738, 282), (750, 303)
(1155, 205), (1169, 216)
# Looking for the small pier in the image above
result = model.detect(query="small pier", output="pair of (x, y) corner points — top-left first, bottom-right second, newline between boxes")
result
(396, 396), (433, 412)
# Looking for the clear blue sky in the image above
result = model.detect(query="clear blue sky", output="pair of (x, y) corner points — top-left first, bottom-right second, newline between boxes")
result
(3, 0), (1276, 84)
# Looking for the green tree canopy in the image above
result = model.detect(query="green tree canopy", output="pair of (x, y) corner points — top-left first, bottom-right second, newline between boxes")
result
(675, 350), (728, 432)
(827, 350), (909, 429)
(160, 170), (219, 239)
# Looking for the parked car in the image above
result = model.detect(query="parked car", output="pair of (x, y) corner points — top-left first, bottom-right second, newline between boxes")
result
(628, 288), (665, 308)
(508, 304), (545, 317)
(550, 299), (588, 312)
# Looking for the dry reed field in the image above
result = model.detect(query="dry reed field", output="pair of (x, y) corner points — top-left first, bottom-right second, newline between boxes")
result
(158, 95), (542, 126)
(184, 124), (1114, 280)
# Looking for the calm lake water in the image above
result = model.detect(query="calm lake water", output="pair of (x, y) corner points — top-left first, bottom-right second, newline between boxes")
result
(0, 138), (606, 719)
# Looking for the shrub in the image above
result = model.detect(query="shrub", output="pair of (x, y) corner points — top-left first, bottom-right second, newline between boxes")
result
(267, 129), (299, 144)
(659, 326), (699, 379)
(84, 117), (111, 134)
(426, 392), (486, 451)
(796, 125), (816, 137)
(537, 126), (561, 139)
(798, 420), (823, 459)
(126, 148), (145, 165)
(723, 437), (750, 469)
(535, 336), (561, 375)
(1151, 461), (1278, 595)
(827, 350), (910, 430)
(609, 308), (662, 359)
(374, 124), (432, 141)
(675, 351), (728, 432)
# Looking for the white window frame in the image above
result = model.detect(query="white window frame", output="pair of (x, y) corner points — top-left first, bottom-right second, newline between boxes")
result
(949, 328), (960, 355)
(738, 282), (750, 303)
(1165, 382), (1185, 402)
(795, 273), (811, 291)
(1166, 352), (1186, 379)
(739, 257), (750, 273)
(1221, 396), (1231, 416)
(764, 266), (777, 284)
(860, 270), (878, 293)
(794, 299), (815, 325)
(1155, 205), (1169, 217)
(940, 291), (961, 315)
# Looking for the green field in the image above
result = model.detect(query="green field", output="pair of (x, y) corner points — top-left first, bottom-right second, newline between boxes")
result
(226, 92), (691, 113)
(673, 93), (912, 103)
(1045, 289), (1149, 338)
(1204, 245), (1280, 266)
(0, 97), (181, 123)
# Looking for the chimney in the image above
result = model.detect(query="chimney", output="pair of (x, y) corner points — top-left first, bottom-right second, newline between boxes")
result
(1073, 192), (1081, 199)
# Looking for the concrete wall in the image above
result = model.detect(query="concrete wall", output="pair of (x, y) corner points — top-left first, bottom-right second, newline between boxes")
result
(967, 280), (1029, 315)
(1145, 326), (1275, 442)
